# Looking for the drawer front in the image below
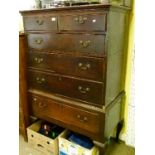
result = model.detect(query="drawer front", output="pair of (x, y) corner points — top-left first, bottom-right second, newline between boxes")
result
(62, 104), (100, 134)
(27, 33), (105, 57)
(29, 93), (101, 134)
(28, 51), (105, 82)
(29, 93), (62, 120)
(28, 70), (104, 105)
(23, 15), (58, 31)
(59, 13), (107, 31)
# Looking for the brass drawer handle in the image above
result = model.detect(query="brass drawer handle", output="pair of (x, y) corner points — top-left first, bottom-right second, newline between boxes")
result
(32, 97), (46, 108)
(36, 77), (45, 84)
(33, 97), (37, 102)
(83, 116), (88, 121)
(74, 16), (87, 24)
(78, 86), (90, 94)
(34, 57), (44, 63)
(80, 40), (91, 48)
(76, 114), (88, 122)
(38, 102), (47, 108)
(36, 19), (44, 25)
(35, 38), (43, 44)
(76, 114), (81, 119)
(78, 62), (90, 70)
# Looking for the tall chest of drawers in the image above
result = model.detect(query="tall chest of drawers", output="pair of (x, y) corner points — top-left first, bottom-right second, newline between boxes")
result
(20, 4), (129, 154)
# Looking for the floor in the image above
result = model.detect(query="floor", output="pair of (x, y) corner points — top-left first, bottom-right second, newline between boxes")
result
(19, 135), (135, 155)
(105, 139), (135, 155)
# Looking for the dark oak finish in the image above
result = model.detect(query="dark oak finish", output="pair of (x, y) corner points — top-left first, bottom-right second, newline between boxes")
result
(23, 15), (58, 31)
(20, 4), (130, 154)
(27, 33), (106, 57)
(29, 93), (102, 135)
(28, 69), (104, 105)
(28, 51), (106, 81)
(27, 89), (123, 143)
(19, 32), (30, 140)
(59, 13), (107, 31)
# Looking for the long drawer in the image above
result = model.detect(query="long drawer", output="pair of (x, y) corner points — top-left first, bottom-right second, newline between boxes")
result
(29, 93), (102, 134)
(28, 70), (104, 105)
(27, 33), (106, 57)
(28, 51), (106, 82)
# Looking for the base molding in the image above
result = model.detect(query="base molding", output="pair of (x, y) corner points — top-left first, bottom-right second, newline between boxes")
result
(120, 133), (126, 142)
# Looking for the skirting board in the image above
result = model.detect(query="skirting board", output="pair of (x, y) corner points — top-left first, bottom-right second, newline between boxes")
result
(120, 133), (126, 142)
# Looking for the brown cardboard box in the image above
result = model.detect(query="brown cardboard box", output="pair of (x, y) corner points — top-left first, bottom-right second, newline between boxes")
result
(27, 120), (64, 155)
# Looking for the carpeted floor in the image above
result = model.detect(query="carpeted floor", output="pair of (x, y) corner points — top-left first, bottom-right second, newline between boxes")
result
(19, 135), (135, 155)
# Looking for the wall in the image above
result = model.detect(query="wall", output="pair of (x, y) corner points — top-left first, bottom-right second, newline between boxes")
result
(19, 0), (35, 31)
(120, 0), (135, 147)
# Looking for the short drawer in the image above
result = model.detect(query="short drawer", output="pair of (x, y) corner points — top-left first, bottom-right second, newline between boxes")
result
(27, 33), (106, 57)
(59, 13), (107, 31)
(29, 93), (102, 134)
(28, 51), (106, 82)
(28, 70), (104, 105)
(23, 15), (58, 31)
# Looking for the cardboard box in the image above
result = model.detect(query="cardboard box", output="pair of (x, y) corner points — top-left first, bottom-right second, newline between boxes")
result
(27, 120), (64, 155)
(59, 130), (99, 155)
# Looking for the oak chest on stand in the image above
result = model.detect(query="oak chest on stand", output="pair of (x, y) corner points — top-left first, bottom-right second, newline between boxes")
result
(20, 4), (129, 154)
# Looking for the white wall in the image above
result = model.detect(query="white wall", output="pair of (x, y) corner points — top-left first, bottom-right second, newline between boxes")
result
(19, 0), (35, 10)
(19, 0), (35, 31)
(126, 49), (135, 147)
